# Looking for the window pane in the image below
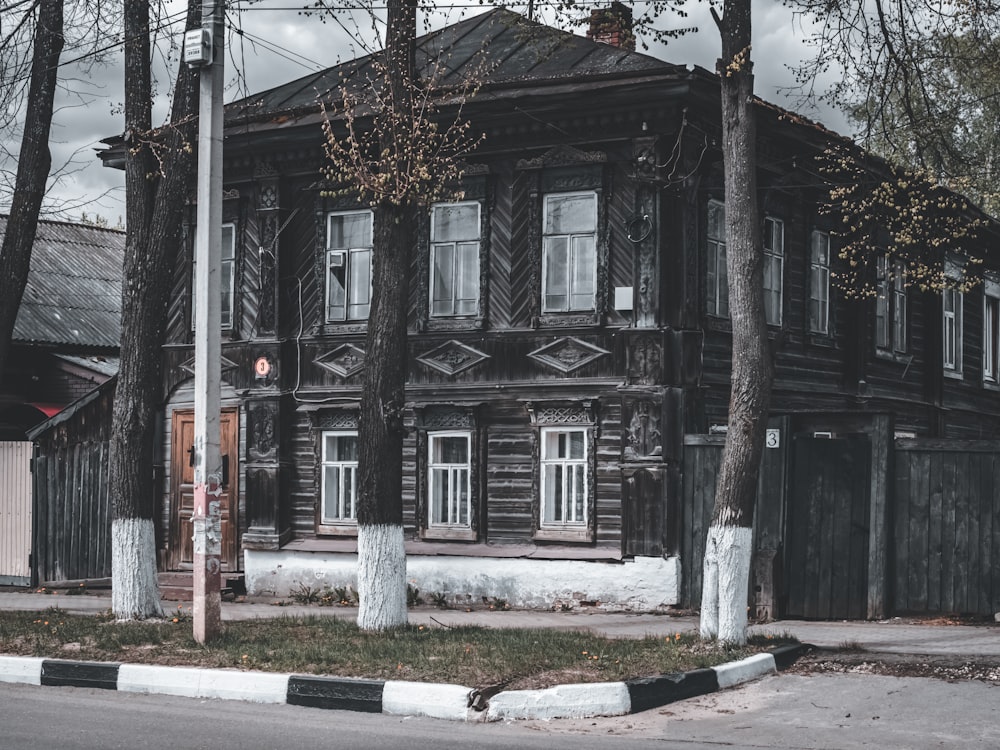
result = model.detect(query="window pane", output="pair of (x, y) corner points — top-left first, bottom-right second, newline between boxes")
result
(708, 201), (725, 239)
(545, 194), (596, 234)
(543, 237), (569, 311)
(220, 259), (234, 328)
(570, 235), (596, 309)
(432, 435), (468, 463)
(348, 249), (371, 319)
(329, 212), (371, 249)
(433, 203), (479, 242)
(455, 242), (479, 315)
(432, 243), (455, 315)
(327, 255), (347, 320)
(222, 224), (236, 260)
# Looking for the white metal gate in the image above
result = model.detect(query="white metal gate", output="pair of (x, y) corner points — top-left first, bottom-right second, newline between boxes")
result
(0, 441), (32, 585)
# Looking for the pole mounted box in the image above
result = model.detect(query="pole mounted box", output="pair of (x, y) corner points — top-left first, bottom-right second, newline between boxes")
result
(183, 29), (212, 67)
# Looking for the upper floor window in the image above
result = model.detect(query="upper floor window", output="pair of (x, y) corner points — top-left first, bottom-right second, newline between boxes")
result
(191, 222), (236, 330)
(809, 231), (831, 335)
(984, 280), (1000, 384)
(430, 202), (480, 317)
(942, 262), (964, 376)
(427, 431), (472, 528)
(326, 210), (372, 322)
(540, 427), (588, 528)
(763, 217), (784, 326)
(875, 254), (907, 354)
(706, 200), (728, 318)
(320, 431), (358, 525)
(542, 192), (597, 312)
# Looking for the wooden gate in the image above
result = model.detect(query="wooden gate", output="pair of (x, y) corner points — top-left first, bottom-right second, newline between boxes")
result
(169, 408), (240, 571)
(892, 440), (1000, 615)
(784, 435), (871, 619)
(0, 441), (32, 585)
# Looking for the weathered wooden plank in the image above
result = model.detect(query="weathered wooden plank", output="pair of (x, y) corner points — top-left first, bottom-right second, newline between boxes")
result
(892, 449), (912, 611)
(927, 451), (943, 612)
(953, 451), (970, 612)
(913, 450), (932, 612)
(939, 451), (957, 611)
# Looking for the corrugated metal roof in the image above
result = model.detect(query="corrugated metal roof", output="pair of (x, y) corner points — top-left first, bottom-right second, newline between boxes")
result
(227, 8), (684, 126)
(1, 215), (124, 349)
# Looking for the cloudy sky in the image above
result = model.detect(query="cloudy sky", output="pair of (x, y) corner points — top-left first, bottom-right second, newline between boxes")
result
(1, 0), (847, 224)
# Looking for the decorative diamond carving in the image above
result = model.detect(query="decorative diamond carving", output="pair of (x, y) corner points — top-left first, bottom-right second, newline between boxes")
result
(179, 354), (240, 378)
(416, 340), (489, 376)
(528, 337), (608, 374)
(315, 344), (366, 378)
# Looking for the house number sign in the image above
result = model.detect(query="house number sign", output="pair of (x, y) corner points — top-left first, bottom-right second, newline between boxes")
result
(765, 428), (780, 449)
(254, 356), (272, 378)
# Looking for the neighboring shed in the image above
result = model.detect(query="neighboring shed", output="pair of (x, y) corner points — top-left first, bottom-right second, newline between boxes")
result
(0, 215), (123, 439)
(27, 377), (117, 586)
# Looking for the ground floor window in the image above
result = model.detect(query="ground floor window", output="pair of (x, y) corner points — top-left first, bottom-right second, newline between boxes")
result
(428, 431), (472, 528)
(321, 431), (358, 525)
(540, 427), (588, 528)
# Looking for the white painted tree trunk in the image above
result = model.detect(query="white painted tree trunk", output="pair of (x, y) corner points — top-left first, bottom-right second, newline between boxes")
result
(111, 518), (163, 620)
(699, 524), (752, 644)
(357, 524), (407, 631)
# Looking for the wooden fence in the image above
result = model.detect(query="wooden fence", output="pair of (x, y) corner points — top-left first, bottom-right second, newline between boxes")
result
(892, 440), (1000, 616)
(32, 441), (113, 584)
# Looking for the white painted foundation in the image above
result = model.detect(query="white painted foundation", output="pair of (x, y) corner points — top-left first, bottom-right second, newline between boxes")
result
(245, 550), (680, 612)
(356, 524), (408, 630)
(699, 524), (752, 644)
(111, 518), (163, 620)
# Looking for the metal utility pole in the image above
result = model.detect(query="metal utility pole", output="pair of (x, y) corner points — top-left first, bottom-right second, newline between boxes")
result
(191, 0), (225, 644)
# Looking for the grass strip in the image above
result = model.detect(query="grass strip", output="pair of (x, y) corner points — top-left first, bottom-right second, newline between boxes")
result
(0, 607), (794, 690)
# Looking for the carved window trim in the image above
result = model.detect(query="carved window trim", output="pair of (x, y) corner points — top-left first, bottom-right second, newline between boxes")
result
(313, 193), (371, 335)
(416, 174), (490, 332)
(517, 154), (609, 329)
(525, 400), (597, 543)
(312, 410), (360, 536)
(415, 406), (480, 541)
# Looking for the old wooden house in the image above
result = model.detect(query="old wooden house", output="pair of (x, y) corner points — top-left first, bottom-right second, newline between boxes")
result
(101, 7), (1000, 616)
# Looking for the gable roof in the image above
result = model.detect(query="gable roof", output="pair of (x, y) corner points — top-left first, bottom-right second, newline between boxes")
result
(227, 8), (686, 128)
(0, 215), (124, 349)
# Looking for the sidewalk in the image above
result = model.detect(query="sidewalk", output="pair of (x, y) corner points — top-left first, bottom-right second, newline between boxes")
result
(2, 590), (997, 657)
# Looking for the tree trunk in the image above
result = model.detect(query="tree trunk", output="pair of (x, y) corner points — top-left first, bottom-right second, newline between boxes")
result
(700, 0), (772, 645)
(0, 0), (63, 381)
(355, 0), (417, 631)
(110, 0), (200, 620)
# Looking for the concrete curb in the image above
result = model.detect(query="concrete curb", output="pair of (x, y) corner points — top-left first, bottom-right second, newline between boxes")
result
(0, 644), (809, 721)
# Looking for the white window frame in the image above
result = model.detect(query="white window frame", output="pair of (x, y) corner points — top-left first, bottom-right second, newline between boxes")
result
(430, 202), (480, 317)
(191, 222), (236, 330)
(320, 430), (358, 525)
(541, 191), (598, 313)
(706, 200), (728, 318)
(942, 261), (964, 376)
(326, 210), (373, 322)
(427, 431), (473, 529)
(539, 426), (589, 528)
(809, 230), (831, 335)
(763, 216), (784, 326)
(984, 279), (1000, 384)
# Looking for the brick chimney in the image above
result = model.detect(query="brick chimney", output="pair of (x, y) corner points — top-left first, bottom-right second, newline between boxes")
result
(586, 2), (635, 51)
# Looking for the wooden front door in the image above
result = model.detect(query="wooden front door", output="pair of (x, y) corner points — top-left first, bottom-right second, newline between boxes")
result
(784, 435), (871, 619)
(169, 408), (239, 571)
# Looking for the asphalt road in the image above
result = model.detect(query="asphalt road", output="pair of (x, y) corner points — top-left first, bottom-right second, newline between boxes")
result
(2, 672), (998, 749)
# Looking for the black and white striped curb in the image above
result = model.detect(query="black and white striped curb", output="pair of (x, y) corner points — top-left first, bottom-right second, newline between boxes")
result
(0, 644), (807, 721)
